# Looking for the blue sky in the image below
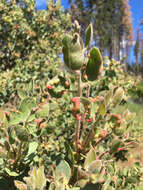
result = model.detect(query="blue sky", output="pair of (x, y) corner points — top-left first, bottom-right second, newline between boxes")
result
(130, 0), (143, 39)
(36, 0), (143, 61)
(36, 0), (143, 36)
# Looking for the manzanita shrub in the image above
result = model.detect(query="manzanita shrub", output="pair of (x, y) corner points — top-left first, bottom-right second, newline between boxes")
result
(0, 0), (71, 106)
(0, 21), (143, 190)
(0, 0), (71, 70)
(128, 77), (143, 102)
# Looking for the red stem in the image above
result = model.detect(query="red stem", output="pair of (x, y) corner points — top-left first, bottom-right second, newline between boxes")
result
(94, 132), (112, 148)
(75, 118), (81, 152)
(97, 150), (109, 160)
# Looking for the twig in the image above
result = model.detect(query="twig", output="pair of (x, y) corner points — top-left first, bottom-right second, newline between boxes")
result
(83, 116), (101, 149)
(75, 70), (82, 152)
(97, 150), (110, 160)
(83, 124), (94, 148)
(24, 111), (32, 129)
(76, 71), (82, 97)
(86, 84), (90, 98)
(14, 141), (23, 167)
(75, 119), (81, 152)
(94, 131), (112, 148)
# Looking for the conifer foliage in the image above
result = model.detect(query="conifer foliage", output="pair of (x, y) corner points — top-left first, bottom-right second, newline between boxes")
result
(68, 0), (133, 60)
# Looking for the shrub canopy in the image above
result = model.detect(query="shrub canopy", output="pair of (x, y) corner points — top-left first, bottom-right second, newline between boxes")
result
(0, 0), (71, 70)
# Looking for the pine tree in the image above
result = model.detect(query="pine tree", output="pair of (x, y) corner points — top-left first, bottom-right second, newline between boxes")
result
(140, 40), (143, 75)
(119, 0), (133, 71)
(68, 0), (133, 61)
(134, 28), (140, 75)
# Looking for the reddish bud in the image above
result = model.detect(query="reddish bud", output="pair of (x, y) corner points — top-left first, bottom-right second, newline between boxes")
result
(47, 84), (53, 90)
(61, 90), (66, 95)
(86, 110), (89, 114)
(75, 114), (81, 121)
(112, 176), (117, 183)
(82, 66), (86, 70)
(117, 119), (122, 124)
(71, 97), (80, 103)
(117, 147), (125, 151)
(5, 111), (10, 117)
(101, 130), (107, 138)
(87, 118), (93, 122)
(99, 178), (104, 183)
(72, 107), (77, 111)
(109, 114), (122, 127)
(65, 81), (70, 87)
(71, 97), (80, 111)
(32, 107), (39, 112)
(94, 96), (101, 102)
(10, 159), (15, 164)
(72, 107), (80, 112)
(83, 74), (88, 80)
(110, 113), (121, 120)
(34, 119), (43, 126)
(39, 122), (47, 129)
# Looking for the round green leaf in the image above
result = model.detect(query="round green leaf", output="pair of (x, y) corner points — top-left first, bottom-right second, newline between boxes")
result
(36, 103), (49, 118)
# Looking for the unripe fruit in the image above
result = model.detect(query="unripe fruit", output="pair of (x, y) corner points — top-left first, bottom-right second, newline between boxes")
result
(62, 34), (72, 47)
(86, 47), (103, 81)
(62, 33), (84, 71)
(68, 50), (84, 70)
(85, 23), (93, 48)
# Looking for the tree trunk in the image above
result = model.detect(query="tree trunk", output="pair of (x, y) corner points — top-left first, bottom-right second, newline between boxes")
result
(109, 43), (113, 60)
(136, 55), (139, 75)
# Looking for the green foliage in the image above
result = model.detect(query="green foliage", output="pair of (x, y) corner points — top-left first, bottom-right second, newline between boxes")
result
(0, 0), (71, 70)
(112, 87), (124, 106)
(0, 5), (142, 190)
(62, 32), (84, 71)
(113, 99), (143, 134)
(14, 166), (47, 190)
(0, 0), (71, 106)
(86, 47), (103, 81)
(85, 23), (93, 48)
(134, 40), (140, 57)
(128, 80), (143, 101)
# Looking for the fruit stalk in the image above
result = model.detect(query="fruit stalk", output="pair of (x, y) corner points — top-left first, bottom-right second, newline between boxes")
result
(75, 71), (82, 152)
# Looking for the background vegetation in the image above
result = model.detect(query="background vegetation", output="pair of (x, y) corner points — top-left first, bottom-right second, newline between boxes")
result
(0, 0), (142, 190)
